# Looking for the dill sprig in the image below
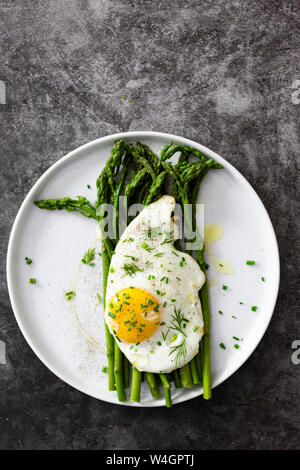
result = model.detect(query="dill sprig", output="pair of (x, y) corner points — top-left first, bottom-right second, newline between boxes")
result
(169, 306), (188, 337)
(169, 339), (187, 367)
(81, 248), (96, 265)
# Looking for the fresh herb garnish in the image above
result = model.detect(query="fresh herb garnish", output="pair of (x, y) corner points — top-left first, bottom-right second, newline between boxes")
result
(65, 290), (75, 300)
(29, 278), (36, 285)
(251, 306), (258, 311)
(141, 241), (153, 252)
(124, 255), (136, 261)
(81, 248), (96, 266)
(160, 231), (174, 245)
(246, 260), (255, 265)
(169, 339), (187, 366)
(25, 257), (32, 265)
(143, 227), (161, 239)
(169, 306), (187, 337)
(122, 263), (143, 276)
(220, 343), (226, 350)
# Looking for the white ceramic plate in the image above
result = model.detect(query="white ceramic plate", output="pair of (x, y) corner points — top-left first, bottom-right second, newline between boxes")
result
(7, 132), (280, 406)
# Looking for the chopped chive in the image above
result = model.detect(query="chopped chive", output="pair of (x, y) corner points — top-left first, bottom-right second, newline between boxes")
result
(246, 260), (255, 265)
(101, 366), (107, 373)
(219, 263), (223, 267)
(261, 277), (265, 282)
(239, 302), (243, 304)
(220, 343), (226, 350)
(65, 290), (75, 300)
(87, 184), (91, 189)
(232, 315), (237, 319)
(233, 336), (240, 341)
(25, 257), (32, 265)
(234, 344), (240, 349)
(251, 306), (258, 311)
(171, 251), (179, 257)
(108, 312), (116, 319)
(154, 252), (165, 257)
(171, 299), (176, 302)
(222, 285), (228, 290)
(109, 267), (115, 273)
(218, 310), (223, 315)
(163, 301), (167, 308)
(97, 293), (103, 304)
(157, 341), (162, 346)
(29, 278), (36, 284)
(176, 277), (181, 281)
(193, 326), (199, 332)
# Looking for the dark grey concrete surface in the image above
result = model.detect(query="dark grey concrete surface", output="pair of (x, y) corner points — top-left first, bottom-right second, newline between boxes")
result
(0, 0), (299, 450)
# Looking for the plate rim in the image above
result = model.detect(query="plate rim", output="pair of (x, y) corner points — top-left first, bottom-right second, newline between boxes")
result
(6, 131), (280, 407)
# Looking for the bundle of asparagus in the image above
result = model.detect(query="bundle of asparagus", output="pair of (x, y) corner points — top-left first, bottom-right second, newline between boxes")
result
(35, 139), (222, 406)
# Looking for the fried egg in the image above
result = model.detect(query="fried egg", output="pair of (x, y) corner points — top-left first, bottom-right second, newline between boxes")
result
(104, 195), (205, 373)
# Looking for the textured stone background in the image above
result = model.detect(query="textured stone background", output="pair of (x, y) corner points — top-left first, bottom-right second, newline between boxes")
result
(0, 0), (299, 450)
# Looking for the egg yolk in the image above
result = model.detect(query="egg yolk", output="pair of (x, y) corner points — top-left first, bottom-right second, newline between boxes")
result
(107, 287), (161, 343)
